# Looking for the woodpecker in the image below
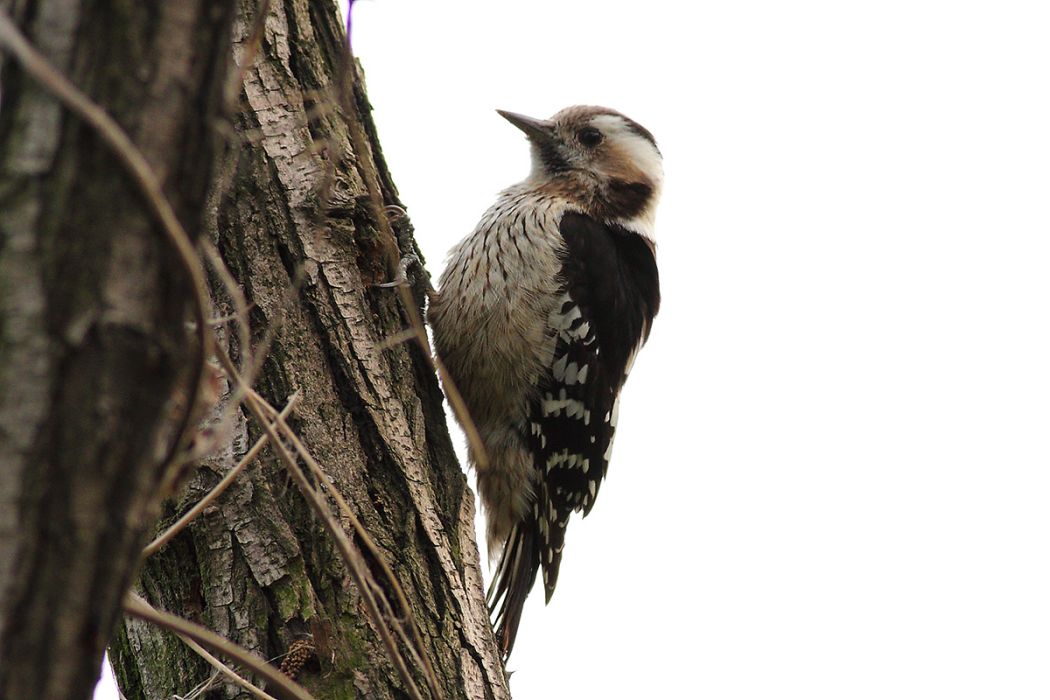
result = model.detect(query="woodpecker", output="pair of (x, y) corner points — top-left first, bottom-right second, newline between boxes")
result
(429, 105), (662, 657)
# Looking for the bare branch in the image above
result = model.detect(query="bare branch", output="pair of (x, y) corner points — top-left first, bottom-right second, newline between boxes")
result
(124, 592), (314, 700)
(377, 328), (422, 351)
(202, 240), (254, 396)
(250, 386), (443, 697)
(143, 392), (302, 557)
(215, 348), (436, 700)
(333, 45), (489, 474)
(177, 633), (280, 700)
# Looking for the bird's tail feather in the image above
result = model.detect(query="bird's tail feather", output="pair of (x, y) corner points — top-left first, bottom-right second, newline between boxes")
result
(487, 517), (540, 659)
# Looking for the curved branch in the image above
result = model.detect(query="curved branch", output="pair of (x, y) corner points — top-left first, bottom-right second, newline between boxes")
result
(124, 593), (313, 700)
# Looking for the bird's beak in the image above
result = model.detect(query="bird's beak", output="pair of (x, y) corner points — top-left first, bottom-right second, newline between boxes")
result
(497, 110), (556, 145)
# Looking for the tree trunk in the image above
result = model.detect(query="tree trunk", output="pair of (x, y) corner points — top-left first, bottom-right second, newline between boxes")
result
(105, 1), (510, 699)
(0, 1), (235, 699)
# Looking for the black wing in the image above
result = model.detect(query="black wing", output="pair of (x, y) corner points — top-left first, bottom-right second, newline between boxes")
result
(490, 212), (659, 657)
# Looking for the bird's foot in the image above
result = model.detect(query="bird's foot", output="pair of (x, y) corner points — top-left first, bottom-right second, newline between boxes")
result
(376, 253), (424, 289)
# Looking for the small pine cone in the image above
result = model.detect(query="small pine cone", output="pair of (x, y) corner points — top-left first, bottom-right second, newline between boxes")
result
(279, 639), (316, 680)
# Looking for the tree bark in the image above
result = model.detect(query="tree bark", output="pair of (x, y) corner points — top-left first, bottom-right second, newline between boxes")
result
(0, 2), (235, 699)
(104, 1), (510, 699)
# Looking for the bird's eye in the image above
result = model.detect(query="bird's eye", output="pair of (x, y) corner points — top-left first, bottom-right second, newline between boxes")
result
(576, 127), (604, 147)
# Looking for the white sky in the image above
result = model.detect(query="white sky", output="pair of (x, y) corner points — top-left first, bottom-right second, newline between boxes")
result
(99, 1), (1050, 698)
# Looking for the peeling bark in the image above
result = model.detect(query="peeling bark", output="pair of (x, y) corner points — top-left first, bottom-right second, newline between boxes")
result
(105, 1), (510, 698)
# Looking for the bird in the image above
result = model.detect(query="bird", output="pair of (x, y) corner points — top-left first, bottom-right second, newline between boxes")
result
(428, 105), (662, 658)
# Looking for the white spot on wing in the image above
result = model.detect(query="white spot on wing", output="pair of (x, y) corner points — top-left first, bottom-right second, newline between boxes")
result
(552, 354), (568, 381)
(553, 303), (581, 330)
(566, 399), (585, 420)
(623, 341), (643, 378)
(542, 389), (588, 421)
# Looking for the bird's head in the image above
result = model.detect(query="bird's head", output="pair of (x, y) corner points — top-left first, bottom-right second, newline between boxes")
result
(498, 105), (663, 233)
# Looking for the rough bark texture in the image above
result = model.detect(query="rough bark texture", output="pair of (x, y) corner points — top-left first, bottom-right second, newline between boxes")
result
(105, 1), (510, 699)
(0, 1), (235, 699)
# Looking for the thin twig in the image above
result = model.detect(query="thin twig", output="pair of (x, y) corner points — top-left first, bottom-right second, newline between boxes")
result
(207, 306), (257, 327)
(370, 578), (429, 681)
(0, 10), (213, 474)
(176, 673), (215, 700)
(249, 385), (439, 695)
(208, 236), (305, 396)
(154, 238), (258, 498)
(193, 239), (260, 463)
(333, 38), (465, 700)
(334, 45), (487, 472)
(173, 232), (304, 491)
(124, 592), (314, 700)
(377, 328), (420, 351)
(178, 632), (279, 700)
(202, 240), (253, 392)
(215, 349), (430, 700)
(143, 392), (301, 557)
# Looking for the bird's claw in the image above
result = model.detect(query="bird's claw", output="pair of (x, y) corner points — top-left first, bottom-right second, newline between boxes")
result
(384, 204), (409, 220)
(376, 253), (421, 289)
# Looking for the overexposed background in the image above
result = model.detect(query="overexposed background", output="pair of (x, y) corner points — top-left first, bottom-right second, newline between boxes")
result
(98, 1), (1050, 698)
